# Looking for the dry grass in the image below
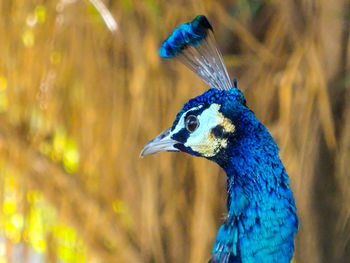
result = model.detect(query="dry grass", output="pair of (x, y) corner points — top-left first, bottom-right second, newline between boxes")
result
(0, 0), (349, 262)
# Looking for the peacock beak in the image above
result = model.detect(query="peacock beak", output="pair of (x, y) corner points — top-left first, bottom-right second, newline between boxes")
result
(140, 128), (180, 157)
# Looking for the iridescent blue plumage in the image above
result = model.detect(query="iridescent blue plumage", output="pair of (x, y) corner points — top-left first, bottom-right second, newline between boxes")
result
(142, 15), (298, 263)
(174, 88), (299, 263)
(158, 15), (232, 91)
(159, 15), (212, 58)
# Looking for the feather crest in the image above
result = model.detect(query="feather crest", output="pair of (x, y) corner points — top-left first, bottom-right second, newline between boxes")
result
(159, 15), (232, 91)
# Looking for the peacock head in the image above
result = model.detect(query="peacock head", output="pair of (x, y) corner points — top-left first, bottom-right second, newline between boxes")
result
(141, 15), (249, 164)
(141, 87), (248, 162)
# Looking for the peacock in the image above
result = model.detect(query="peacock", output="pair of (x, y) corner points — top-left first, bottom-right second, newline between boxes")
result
(140, 15), (298, 263)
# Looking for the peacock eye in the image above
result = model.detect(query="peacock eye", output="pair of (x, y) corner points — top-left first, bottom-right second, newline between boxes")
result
(185, 115), (199, 132)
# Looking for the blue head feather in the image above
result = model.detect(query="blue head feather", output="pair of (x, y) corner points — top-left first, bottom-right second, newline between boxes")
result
(171, 88), (245, 131)
(159, 15), (213, 58)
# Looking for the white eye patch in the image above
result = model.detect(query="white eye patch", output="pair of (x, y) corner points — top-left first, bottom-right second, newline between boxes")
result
(172, 105), (203, 134)
(183, 103), (235, 157)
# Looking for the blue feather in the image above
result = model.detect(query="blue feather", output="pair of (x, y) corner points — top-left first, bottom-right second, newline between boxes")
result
(158, 15), (232, 91)
(159, 15), (212, 58)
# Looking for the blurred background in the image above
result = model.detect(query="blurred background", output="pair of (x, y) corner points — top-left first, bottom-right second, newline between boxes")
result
(0, 0), (349, 262)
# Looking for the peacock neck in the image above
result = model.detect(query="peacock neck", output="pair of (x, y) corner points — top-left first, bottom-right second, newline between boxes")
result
(223, 122), (286, 214)
(216, 116), (298, 262)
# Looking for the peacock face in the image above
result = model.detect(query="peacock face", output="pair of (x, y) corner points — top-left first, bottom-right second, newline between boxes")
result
(141, 88), (246, 159)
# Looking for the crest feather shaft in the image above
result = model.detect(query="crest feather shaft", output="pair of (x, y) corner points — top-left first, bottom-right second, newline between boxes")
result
(159, 15), (232, 91)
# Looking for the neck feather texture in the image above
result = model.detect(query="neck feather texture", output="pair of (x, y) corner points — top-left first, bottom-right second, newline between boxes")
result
(211, 110), (299, 263)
